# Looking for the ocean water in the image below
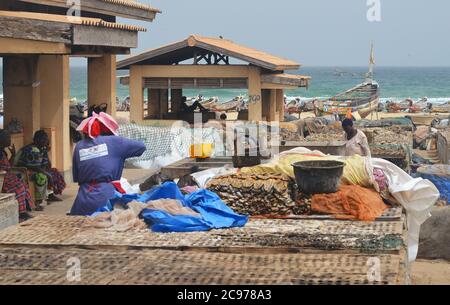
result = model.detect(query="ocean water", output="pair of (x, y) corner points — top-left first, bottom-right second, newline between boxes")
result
(1, 66), (449, 104)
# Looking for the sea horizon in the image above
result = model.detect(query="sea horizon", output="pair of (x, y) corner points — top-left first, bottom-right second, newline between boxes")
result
(1, 65), (449, 104)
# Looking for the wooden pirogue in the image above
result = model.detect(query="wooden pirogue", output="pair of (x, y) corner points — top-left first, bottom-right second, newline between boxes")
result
(0, 214), (409, 285)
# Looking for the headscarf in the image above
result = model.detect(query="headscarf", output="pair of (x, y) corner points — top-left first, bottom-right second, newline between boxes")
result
(77, 112), (119, 139)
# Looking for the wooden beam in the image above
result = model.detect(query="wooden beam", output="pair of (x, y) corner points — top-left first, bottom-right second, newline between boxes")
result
(261, 83), (299, 90)
(71, 45), (130, 56)
(18, 0), (159, 22)
(0, 15), (71, 44)
(261, 74), (310, 87)
(0, 37), (70, 54)
(73, 25), (138, 48)
(139, 65), (251, 78)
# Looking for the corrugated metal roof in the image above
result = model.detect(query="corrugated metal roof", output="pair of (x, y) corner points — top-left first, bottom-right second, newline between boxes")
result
(117, 34), (301, 71)
(0, 10), (147, 32)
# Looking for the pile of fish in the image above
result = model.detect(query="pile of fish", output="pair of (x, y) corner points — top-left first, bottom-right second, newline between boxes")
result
(304, 131), (345, 142)
(363, 126), (412, 146)
(370, 145), (407, 158)
(206, 173), (311, 216)
(280, 128), (303, 141)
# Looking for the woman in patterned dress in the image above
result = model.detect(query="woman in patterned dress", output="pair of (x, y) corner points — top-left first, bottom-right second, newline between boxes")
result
(14, 130), (66, 208)
(0, 130), (34, 221)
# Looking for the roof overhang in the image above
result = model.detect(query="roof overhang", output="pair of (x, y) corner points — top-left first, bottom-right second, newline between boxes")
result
(117, 35), (301, 71)
(17, 0), (161, 22)
(261, 73), (310, 88)
(0, 11), (145, 53)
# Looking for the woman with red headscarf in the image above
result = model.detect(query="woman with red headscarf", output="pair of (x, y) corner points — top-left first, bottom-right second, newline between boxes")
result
(70, 112), (146, 216)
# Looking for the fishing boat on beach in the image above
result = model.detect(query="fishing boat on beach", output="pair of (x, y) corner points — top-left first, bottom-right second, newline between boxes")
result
(317, 45), (380, 119)
(213, 96), (246, 112)
(432, 101), (450, 113)
(201, 97), (219, 110)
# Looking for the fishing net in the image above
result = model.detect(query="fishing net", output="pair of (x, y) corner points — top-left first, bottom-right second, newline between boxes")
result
(311, 185), (388, 221)
(118, 124), (224, 168)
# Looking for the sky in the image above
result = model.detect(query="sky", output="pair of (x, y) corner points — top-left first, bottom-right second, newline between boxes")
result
(97, 0), (450, 68)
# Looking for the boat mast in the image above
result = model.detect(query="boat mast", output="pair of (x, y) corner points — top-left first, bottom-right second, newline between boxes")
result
(365, 42), (375, 82)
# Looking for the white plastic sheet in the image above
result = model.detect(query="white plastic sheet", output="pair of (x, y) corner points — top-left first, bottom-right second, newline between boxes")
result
(372, 158), (440, 262)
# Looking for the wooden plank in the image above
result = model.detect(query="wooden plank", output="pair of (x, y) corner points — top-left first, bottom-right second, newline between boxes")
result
(0, 15), (71, 44)
(73, 25), (138, 48)
(18, 0), (159, 22)
(0, 37), (70, 54)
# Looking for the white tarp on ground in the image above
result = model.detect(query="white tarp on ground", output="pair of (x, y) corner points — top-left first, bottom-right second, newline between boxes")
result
(371, 158), (440, 262)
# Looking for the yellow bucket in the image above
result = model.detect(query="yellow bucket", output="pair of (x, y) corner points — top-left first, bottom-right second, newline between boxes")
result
(190, 144), (213, 159)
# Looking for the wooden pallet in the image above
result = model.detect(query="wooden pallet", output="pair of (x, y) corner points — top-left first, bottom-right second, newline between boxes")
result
(0, 215), (405, 253)
(0, 247), (407, 285)
(0, 214), (408, 285)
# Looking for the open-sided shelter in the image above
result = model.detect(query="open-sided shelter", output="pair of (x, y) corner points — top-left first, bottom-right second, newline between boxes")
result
(117, 35), (310, 124)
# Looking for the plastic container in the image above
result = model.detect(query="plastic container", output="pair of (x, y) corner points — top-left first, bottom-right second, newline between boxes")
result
(190, 144), (213, 159)
(292, 160), (345, 194)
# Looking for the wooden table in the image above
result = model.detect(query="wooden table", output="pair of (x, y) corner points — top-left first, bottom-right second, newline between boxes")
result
(161, 157), (234, 179)
(0, 213), (409, 285)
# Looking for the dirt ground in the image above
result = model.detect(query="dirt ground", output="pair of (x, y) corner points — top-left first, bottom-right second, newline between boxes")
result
(410, 259), (450, 285)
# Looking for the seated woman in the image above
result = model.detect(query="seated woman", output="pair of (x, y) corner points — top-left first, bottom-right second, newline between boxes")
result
(0, 130), (34, 221)
(14, 130), (66, 210)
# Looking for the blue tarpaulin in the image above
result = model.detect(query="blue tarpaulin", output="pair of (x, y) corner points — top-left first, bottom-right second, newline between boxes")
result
(416, 165), (450, 204)
(96, 182), (248, 232)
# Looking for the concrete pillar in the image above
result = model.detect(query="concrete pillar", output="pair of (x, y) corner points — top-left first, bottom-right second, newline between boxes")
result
(39, 55), (71, 178)
(248, 66), (262, 121)
(159, 89), (169, 119)
(149, 89), (160, 119)
(276, 89), (285, 122)
(171, 89), (183, 113)
(3, 55), (41, 144)
(88, 54), (116, 117)
(129, 65), (143, 123)
(261, 89), (271, 121)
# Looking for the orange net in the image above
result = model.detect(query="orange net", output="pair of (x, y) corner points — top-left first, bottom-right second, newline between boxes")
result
(311, 185), (388, 221)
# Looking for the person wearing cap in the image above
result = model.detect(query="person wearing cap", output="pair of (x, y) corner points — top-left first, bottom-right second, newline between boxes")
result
(70, 112), (146, 216)
(342, 119), (371, 157)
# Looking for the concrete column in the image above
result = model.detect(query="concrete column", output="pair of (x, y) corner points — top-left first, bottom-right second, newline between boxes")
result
(39, 55), (71, 178)
(149, 89), (160, 119)
(129, 65), (143, 123)
(171, 89), (183, 113)
(261, 89), (271, 121)
(159, 89), (169, 119)
(3, 55), (41, 144)
(276, 89), (285, 122)
(248, 66), (262, 121)
(88, 54), (116, 117)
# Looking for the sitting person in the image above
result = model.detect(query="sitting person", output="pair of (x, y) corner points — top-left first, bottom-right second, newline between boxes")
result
(0, 130), (34, 221)
(14, 130), (66, 210)
(180, 96), (207, 113)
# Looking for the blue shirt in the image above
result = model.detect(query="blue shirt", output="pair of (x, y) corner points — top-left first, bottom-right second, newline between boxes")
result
(70, 136), (146, 215)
